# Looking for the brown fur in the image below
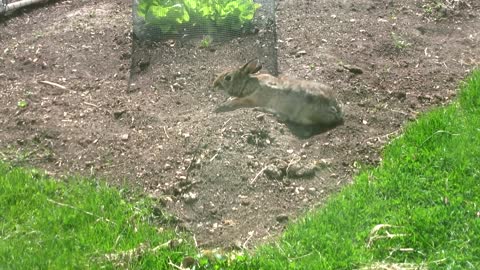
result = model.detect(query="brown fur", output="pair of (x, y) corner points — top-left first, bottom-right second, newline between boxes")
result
(213, 59), (344, 126)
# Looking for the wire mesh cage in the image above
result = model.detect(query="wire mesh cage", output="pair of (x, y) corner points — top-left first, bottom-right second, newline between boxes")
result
(133, 0), (268, 41)
(129, 0), (278, 93)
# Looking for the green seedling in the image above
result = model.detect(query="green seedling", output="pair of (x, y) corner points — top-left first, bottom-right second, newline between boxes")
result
(199, 35), (213, 48)
(17, 100), (28, 109)
(391, 32), (410, 50)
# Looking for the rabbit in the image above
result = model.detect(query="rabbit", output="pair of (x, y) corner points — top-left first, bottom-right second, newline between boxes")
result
(212, 59), (344, 127)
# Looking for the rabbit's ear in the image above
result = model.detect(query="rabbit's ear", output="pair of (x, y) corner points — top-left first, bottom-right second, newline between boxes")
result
(241, 59), (262, 75)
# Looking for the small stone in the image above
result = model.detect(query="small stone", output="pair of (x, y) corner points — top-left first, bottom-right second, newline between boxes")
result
(159, 76), (168, 82)
(182, 192), (198, 204)
(295, 50), (307, 57)
(232, 240), (243, 250)
(286, 163), (302, 178)
(276, 214), (289, 223)
(223, 219), (235, 226)
(113, 110), (127, 119)
(318, 158), (332, 166)
(120, 134), (129, 141)
(287, 149), (294, 154)
(275, 160), (288, 171)
(288, 163), (316, 178)
(297, 164), (317, 178)
(240, 199), (250, 206)
(264, 164), (283, 179)
(394, 91), (407, 100)
(172, 82), (183, 90)
(342, 64), (363, 74)
(256, 113), (265, 121)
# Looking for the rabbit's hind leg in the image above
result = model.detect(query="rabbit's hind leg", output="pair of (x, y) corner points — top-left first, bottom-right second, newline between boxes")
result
(253, 107), (291, 123)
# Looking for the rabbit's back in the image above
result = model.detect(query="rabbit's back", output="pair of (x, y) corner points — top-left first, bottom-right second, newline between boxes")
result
(254, 76), (343, 126)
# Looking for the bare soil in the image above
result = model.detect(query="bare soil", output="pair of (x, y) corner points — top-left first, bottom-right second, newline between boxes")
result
(1, 0), (479, 248)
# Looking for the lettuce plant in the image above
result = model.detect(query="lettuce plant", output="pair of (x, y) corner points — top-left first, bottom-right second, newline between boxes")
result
(137, 0), (261, 35)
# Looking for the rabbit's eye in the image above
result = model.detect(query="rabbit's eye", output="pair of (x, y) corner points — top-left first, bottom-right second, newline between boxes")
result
(224, 75), (232, 81)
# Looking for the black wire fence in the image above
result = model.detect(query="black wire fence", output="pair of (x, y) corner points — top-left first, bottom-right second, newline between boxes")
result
(129, 0), (278, 93)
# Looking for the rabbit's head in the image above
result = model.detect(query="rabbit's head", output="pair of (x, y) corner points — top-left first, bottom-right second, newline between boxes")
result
(213, 59), (262, 97)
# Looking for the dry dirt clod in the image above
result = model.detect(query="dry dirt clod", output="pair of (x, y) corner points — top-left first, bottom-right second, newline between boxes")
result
(164, 163), (172, 170)
(119, 134), (129, 141)
(255, 113), (265, 121)
(113, 110), (127, 119)
(295, 50), (307, 57)
(172, 82), (183, 90)
(276, 214), (289, 223)
(182, 192), (198, 204)
(342, 64), (363, 74)
(240, 199), (251, 206)
(287, 163), (316, 178)
(264, 164), (284, 179)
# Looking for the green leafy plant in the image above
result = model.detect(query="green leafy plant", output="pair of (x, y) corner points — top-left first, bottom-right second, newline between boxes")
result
(391, 32), (410, 50)
(17, 100), (28, 109)
(137, 0), (261, 35)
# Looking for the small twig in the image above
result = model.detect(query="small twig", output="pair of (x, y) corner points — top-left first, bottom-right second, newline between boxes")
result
(83, 102), (99, 108)
(163, 126), (170, 139)
(151, 240), (176, 252)
(221, 118), (232, 129)
(46, 198), (116, 225)
(365, 130), (400, 142)
(193, 234), (198, 248)
(389, 108), (409, 116)
(242, 231), (255, 249)
(285, 156), (301, 175)
(421, 130), (460, 146)
(367, 224), (406, 248)
(289, 252), (313, 261)
(209, 152), (219, 162)
(424, 47), (431, 57)
(38, 80), (68, 90)
(168, 259), (184, 270)
(250, 166), (268, 185)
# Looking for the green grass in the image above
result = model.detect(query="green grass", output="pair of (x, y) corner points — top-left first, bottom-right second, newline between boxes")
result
(0, 167), (195, 269)
(1, 70), (479, 269)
